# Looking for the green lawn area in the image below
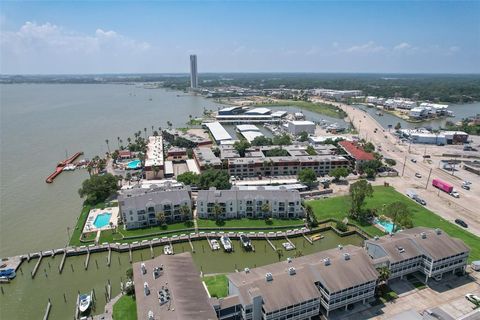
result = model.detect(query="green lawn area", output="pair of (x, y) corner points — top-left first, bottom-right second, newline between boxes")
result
(197, 218), (304, 229)
(69, 202), (107, 246)
(252, 99), (347, 119)
(113, 295), (137, 320)
(379, 288), (398, 304)
(203, 274), (228, 298)
(119, 221), (195, 238)
(308, 186), (480, 262)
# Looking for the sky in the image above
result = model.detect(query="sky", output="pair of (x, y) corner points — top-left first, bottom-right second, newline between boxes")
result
(0, 1), (479, 74)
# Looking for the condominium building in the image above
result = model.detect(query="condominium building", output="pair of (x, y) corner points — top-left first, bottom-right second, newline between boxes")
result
(196, 187), (303, 219)
(193, 147), (222, 170)
(144, 135), (165, 180)
(190, 54), (198, 89)
(365, 227), (469, 282)
(118, 187), (192, 229)
(228, 155), (349, 178)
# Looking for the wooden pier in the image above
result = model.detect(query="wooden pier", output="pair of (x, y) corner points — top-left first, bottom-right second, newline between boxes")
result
(107, 246), (112, 266)
(59, 250), (67, 273)
(265, 237), (277, 251)
(129, 245), (132, 263)
(302, 233), (313, 245)
(188, 235), (195, 253)
(31, 252), (43, 278)
(285, 236), (295, 248)
(206, 236), (214, 250)
(84, 248), (90, 270)
(43, 299), (52, 320)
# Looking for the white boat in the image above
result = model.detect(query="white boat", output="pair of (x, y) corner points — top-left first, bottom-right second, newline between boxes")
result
(140, 262), (146, 274)
(144, 282), (150, 296)
(240, 234), (252, 250)
(163, 245), (173, 255)
(220, 236), (232, 252)
(210, 239), (220, 250)
(63, 164), (76, 171)
(78, 293), (92, 313)
(148, 310), (154, 320)
(282, 242), (295, 251)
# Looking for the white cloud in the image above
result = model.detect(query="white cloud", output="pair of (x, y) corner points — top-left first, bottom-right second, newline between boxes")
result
(393, 42), (412, 51)
(344, 41), (386, 53)
(1, 21), (151, 73)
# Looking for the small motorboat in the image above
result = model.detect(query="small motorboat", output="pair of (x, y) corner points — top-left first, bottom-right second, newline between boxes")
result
(220, 236), (232, 252)
(282, 242), (295, 251)
(144, 282), (150, 296)
(0, 268), (16, 280)
(240, 234), (252, 250)
(163, 245), (173, 255)
(63, 164), (76, 171)
(210, 239), (220, 250)
(141, 263), (146, 274)
(148, 310), (154, 320)
(78, 293), (92, 313)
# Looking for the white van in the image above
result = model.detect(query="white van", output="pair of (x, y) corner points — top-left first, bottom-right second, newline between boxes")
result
(472, 261), (480, 271)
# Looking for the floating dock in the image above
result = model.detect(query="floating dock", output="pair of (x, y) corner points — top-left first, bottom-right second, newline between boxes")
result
(265, 237), (277, 251)
(302, 233), (313, 245)
(31, 253), (43, 278)
(59, 250), (67, 273)
(45, 151), (83, 183)
(43, 299), (52, 320)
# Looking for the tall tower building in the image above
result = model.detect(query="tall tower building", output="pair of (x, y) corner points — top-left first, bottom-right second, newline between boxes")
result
(190, 54), (198, 89)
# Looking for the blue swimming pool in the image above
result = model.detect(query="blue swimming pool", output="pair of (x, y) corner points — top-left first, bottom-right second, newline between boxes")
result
(93, 213), (112, 228)
(127, 159), (141, 169)
(375, 218), (395, 233)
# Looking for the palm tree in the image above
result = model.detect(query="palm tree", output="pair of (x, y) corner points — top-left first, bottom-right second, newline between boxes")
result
(261, 202), (270, 219)
(144, 127), (147, 139)
(87, 163), (93, 177)
(156, 212), (166, 227)
(125, 172), (132, 185)
(180, 204), (191, 222)
(105, 139), (110, 153)
(276, 248), (284, 261)
(117, 136), (120, 149)
(152, 165), (160, 178)
(212, 202), (223, 221)
(377, 266), (391, 294)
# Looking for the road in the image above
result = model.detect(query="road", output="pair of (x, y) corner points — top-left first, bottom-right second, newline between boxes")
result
(324, 100), (480, 237)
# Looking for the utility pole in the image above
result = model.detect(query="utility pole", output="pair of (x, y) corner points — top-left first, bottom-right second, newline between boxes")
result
(401, 155), (407, 176)
(425, 168), (432, 189)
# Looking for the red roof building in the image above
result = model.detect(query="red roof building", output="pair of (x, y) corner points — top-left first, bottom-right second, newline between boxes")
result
(338, 141), (375, 169)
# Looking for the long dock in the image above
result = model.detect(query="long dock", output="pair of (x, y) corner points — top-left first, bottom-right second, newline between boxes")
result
(31, 252), (43, 278)
(45, 151), (83, 183)
(43, 299), (52, 320)
(188, 235), (195, 253)
(84, 248), (90, 270)
(302, 233), (313, 245)
(59, 250), (67, 273)
(285, 236), (295, 248)
(265, 237), (277, 251)
(206, 235), (214, 250)
(107, 246), (112, 266)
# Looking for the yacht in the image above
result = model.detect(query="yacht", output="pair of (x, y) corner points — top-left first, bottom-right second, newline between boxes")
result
(240, 234), (252, 250)
(163, 245), (173, 255)
(210, 239), (220, 250)
(78, 293), (92, 313)
(63, 164), (76, 171)
(282, 242), (295, 251)
(220, 236), (232, 252)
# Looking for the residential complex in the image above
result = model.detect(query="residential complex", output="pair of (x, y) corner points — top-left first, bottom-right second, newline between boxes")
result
(144, 135), (165, 180)
(193, 147), (223, 170)
(118, 187), (192, 229)
(163, 128), (212, 147)
(132, 228), (469, 320)
(196, 187), (304, 219)
(190, 54), (198, 89)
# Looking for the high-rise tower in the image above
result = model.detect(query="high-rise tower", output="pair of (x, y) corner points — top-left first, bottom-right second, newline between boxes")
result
(190, 54), (198, 89)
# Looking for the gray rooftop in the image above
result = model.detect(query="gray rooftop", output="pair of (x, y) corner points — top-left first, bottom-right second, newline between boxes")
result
(119, 188), (191, 208)
(197, 187), (301, 203)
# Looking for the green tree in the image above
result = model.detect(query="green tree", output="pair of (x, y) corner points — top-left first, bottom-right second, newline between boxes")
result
(156, 212), (166, 226)
(336, 220), (348, 232)
(212, 202), (223, 221)
(349, 179), (374, 220)
(176, 171), (199, 186)
(304, 203), (318, 228)
(298, 131), (309, 142)
(265, 148), (289, 157)
(306, 146), (317, 155)
(363, 142), (375, 153)
(261, 202), (271, 219)
(394, 122), (402, 130)
(233, 140), (251, 157)
(385, 158), (396, 166)
(276, 248), (284, 261)
(197, 169), (231, 190)
(298, 168), (317, 187)
(251, 136), (273, 146)
(180, 204), (192, 221)
(272, 133), (292, 146)
(78, 173), (119, 205)
(329, 167), (350, 182)
(377, 266), (391, 294)
(385, 201), (412, 232)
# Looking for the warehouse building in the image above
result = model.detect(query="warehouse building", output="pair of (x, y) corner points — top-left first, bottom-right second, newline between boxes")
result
(204, 121), (233, 144)
(285, 120), (316, 135)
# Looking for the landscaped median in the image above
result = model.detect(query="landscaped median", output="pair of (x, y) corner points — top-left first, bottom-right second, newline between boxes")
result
(307, 186), (480, 262)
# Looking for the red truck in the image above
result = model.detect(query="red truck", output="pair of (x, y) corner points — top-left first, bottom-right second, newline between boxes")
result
(432, 178), (454, 193)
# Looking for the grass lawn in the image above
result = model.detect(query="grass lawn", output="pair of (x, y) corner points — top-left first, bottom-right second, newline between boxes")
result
(119, 221), (195, 238)
(203, 274), (229, 298)
(252, 99), (347, 119)
(379, 288), (398, 304)
(113, 295), (137, 320)
(69, 202), (106, 246)
(197, 218), (304, 229)
(308, 186), (480, 262)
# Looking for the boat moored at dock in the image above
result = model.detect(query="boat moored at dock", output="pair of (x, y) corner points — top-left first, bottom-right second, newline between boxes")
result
(220, 236), (232, 252)
(240, 234), (252, 250)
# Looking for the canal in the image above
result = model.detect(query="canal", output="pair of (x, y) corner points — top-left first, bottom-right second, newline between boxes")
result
(0, 230), (363, 319)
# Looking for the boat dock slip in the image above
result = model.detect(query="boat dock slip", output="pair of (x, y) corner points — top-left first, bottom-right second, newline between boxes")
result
(75, 294), (80, 320)
(149, 242), (154, 258)
(188, 235), (195, 253)
(129, 244), (132, 263)
(59, 250), (67, 273)
(302, 233), (313, 245)
(43, 299), (52, 320)
(31, 252), (43, 278)
(107, 246), (112, 266)
(285, 235), (295, 248)
(84, 248), (90, 270)
(265, 236), (277, 251)
(206, 235), (214, 250)
(45, 151), (83, 183)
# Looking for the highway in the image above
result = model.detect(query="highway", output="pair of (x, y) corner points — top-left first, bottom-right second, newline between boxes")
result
(326, 100), (480, 236)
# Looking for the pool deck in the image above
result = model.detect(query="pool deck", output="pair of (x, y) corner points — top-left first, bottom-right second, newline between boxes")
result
(83, 207), (119, 234)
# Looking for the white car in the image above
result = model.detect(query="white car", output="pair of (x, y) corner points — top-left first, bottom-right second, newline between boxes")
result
(415, 173), (422, 178)
(465, 293), (480, 304)
(463, 181), (472, 186)
(450, 191), (460, 198)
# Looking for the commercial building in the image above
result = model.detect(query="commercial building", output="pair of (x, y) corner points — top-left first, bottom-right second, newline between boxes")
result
(190, 54), (198, 89)
(204, 121), (233, 144)
(285, 120), (316, 135)
(133, 253), (217, 320)
(144, 136), (165, 180)
(338, 140), (375, 169)
(163, 129), (212, 147)
(215, 107), (286, 124)
(193, 147), (222, 170)
(118, 187), (192, 229)
(218, 106), (246, 115)
(236, 124), (265, 143)
(196, 187), (303, 219)
(166, 147), (187, 162)
(365, 227), (469, 282)
(227, 155), (350, 178)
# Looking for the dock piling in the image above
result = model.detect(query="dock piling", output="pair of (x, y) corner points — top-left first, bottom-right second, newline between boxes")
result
(150, 242), (154, 259)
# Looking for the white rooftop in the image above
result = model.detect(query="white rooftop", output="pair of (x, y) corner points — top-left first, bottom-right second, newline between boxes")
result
(245, 107), (271, 115)
(241, 131), (264, 143)
(236, 124), (260, 132)
(289, 120), (315, 126)
(145, 136), (164, 167)
(204, 121), (232, 141)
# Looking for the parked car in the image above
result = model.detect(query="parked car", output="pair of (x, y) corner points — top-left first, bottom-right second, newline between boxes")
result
(455, 219), (468, 228)
(450, 191), (460, 198)
(415, 198), (426, 206)
(463, 181), (472, 185)
(461, 185), (470, 190)
(465, 293), (480, 304)
(415, 173), (422, 178)
(411, 159), (417, 163)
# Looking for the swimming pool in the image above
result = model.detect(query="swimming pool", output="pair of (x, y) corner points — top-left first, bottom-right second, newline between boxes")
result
(375, 218), (395, 233)
(93, 213), (112, 228)
(127, 159), (141, 169)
